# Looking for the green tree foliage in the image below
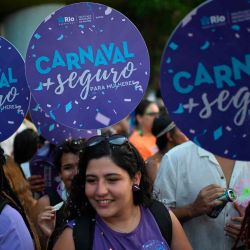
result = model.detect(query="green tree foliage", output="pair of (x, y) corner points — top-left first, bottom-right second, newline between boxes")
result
(122, 0), (204, 91)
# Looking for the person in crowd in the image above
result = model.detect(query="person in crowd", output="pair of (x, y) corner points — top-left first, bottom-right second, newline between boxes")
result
(3, 156), (38, 224)
(231, 202), (250, 249)
(146, 114), (188, 182)
(52, 134), (192, 250)
(28, 136), (57, 195)
(154, 140), (250, 250)
(102, 116), (130, 137)
(129, 99), (160, 160)
(13, 128), (47, 198)
(36, 139), (84, 249)
(13, 128), (40, 175)
(0, 146), (40, 250)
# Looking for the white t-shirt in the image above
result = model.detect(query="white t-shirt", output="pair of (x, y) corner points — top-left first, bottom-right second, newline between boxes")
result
(154, 141), (250, 250)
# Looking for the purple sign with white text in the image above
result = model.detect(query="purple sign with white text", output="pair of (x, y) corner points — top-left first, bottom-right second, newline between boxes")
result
(0, 37), (30, 142)
(29, 96), (98, 144)
(160, 0), (250, 160)
(25, 2), (150, 130)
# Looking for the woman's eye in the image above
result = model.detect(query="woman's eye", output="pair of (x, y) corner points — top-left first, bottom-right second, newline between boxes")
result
(107, 178), (118, 183)
(64, 167), (71, 171)
(86, 179), (96, 183)
(62, 165), (72, 171)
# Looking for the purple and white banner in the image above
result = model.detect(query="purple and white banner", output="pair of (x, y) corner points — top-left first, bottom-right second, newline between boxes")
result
(160, 0), (250, 160)
(0, 37), (30, 142)
(26, 2), (150, 130)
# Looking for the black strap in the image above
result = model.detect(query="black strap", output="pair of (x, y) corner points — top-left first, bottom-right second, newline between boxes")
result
(0, 196), (8, 213)
(73, 214), (96, 250)
(149, 199), (172, 247)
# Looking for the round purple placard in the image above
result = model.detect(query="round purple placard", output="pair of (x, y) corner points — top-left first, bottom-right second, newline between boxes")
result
(29, 96), (98, 145)
(0, 36), (30, 142)
(25, 2), (149, 130)
(160, 0), (250, 160)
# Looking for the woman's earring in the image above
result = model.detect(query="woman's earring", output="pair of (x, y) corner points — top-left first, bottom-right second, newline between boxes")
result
(132, 184), (140, 192)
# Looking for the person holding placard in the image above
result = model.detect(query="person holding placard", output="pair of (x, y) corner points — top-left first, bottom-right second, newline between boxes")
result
(36, 139), (84, 249)
(154, 141), (250, 250)
(146, 114), (188, 183)
(3, 155), (38, 228)
(53, 134), (192, 250)
(0, 147), (40, 250)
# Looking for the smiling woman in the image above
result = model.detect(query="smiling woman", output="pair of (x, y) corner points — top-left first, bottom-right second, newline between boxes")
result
(35, 139), (84, 249)
(52, 134), (192, 250)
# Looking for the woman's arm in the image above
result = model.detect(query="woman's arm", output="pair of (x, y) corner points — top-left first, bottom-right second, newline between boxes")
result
(53, 227), (75, 250)
(37, 206), (56, 238)
(34, 195), (51, 249)
(169, 210), (193, 250)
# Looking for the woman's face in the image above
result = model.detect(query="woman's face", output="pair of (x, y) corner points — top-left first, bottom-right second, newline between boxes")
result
(139, 103), (159, 132)
(85, 156), (140, 220)
(59, 152), (79, 190)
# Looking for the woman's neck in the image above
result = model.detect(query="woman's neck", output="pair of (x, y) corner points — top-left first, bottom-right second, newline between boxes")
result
(102, 205), (141, 233)
(139, 128), (151, 136)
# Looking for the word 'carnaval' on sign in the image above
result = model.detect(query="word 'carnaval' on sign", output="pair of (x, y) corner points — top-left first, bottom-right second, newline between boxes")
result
(173, 54), (250, 94)
(35, 41), (135, 74)
(0, 68), (17, 88)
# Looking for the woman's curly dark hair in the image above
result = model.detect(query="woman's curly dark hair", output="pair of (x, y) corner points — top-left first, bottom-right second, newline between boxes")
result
(63, 136), (153, 220)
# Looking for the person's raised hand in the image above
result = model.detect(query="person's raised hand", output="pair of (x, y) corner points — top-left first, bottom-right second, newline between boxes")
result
(37, 206), (56, 238)
(224, 202), (245, 239)
(190, 184), (225, 217)
(28, 175), (45, 193)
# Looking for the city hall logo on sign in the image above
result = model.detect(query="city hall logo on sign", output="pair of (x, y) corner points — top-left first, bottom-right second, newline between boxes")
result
(200, 15), (226, 28)
(57, 16), (76, 25)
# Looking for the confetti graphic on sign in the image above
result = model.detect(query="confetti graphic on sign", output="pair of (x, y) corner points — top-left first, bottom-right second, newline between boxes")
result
(29, 97), (97, 144)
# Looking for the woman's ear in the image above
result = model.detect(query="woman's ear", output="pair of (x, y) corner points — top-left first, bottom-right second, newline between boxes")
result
(166, 132), (174, 142)
(133, 171), (142, 185)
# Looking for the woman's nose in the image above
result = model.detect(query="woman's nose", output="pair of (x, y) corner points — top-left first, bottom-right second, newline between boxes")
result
(96, 180), (108, 195)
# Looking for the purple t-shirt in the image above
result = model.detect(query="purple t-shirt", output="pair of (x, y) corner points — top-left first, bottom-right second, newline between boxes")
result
(68, 206), (170, 249)
(94, 206), (170, 249)
(0, 205), (34, 250)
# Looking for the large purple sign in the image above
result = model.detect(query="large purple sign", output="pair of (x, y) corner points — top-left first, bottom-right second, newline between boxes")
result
(25, 2), (150, 130)
(0, 37), (30, 142)
(161, 0), (250, 161)
(29, 96), (98, 144)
